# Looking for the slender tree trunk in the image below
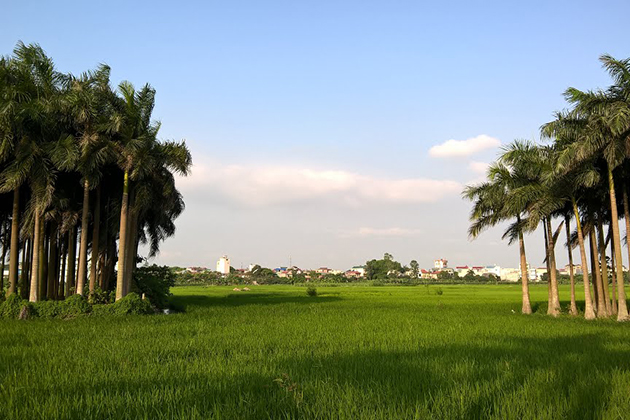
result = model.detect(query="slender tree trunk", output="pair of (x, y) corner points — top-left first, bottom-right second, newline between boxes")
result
(89, 185), (101, 294)
(116, 171), (129, 301)
(590, 230), (608, 317)
(589, 230), (599, 307)
(0, 224), (7, 292)
(19, 239), (29, 299)
(124, 209), (138, 295)
(608, 168), (629, 321)
(610, 230), (618, 314)
(40, 223), (49, 299)
(573, 197), (596, 319)
(47, 223), (58, 300)
(543, 220), (552, 303)
(545, 218), (561, 316)
(565, 215), (578, 316)
(517, 215), (532, 314)
(29, 212), (42, 302)
(8, 188), (20, 295)
(66, 225), (76, 295)
(59, 233), (67, 299)
(77, 179), (90, 295)
(597, 219), (612, 315)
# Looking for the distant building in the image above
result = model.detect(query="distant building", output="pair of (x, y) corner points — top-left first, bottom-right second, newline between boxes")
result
(434, 259), (448, 269)
(217, 255), (230, 275)
(351, 266), (366, 277)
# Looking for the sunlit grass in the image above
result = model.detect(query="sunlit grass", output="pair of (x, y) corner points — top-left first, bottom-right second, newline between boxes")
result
(1, 284), (629, 419)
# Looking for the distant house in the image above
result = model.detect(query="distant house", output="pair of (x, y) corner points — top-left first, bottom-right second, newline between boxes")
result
(217, 256), (230, 275)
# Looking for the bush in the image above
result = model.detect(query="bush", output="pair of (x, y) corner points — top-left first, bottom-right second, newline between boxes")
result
(31, 295), (92, 319)
(435, 288), (444, 296)
(306, 286), (318, 297)
(89, 287), (114, 305)
(133, 265), (175, 309)
(0, 294), (31, 319)
(110, 293), (153, 315)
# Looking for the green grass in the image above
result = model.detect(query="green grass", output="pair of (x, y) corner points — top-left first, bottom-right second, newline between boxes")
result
(1, 284), (630, 419)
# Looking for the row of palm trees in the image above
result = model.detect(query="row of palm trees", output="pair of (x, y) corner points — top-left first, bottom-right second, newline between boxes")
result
(464, 54), (630, 321)
(0, 42), (191, 302)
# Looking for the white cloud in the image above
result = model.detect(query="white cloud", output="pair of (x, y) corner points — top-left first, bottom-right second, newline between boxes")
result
(339, 227), (423, 238)
(177, 158), (462, 207)
(429, 135), (500, 158)
(468, 160), (489, 175)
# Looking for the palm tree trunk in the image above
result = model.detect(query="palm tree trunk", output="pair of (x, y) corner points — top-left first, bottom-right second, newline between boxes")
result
(66, 225), (76, 295)
(517, 215), (532, 314)
(610, 230), (618, 314)
(124, 209), (138, 295)
(29, 212), (42, 302)
(565, 215), (578, 316)
(47, 223), (58, 300)
(89, 185), (101, 295)
(573, 197), (596, 319)
(116, 171), (130, 301)
(0, 225), (7, 292)
(19, 239), (29, 299)
(543, 221), (552, 302)
(589, 230), (599, 308)
(596, 219), (612, 314)
(40, 223), (49, 299)
(590, 230), (608, 317)
(77, 180), (90, 295)
(59, 233), (66, 299)
(545, 218), (561, 316)
(8, 188), (20, 295)
(608, 168), (629, 321)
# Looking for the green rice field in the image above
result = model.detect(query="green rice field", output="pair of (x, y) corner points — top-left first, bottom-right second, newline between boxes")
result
(1, 284), (630, 419)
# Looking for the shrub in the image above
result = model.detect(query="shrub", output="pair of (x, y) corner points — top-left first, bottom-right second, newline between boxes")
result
(132, 265), (175, 309)
(306, 286), (318, 297)
(110, 293), (153, 315)
(0, 294), (31, 319)
(435, 288), (444, 296)
(89, 287), (114, 305)
(32, 295), (92, 319)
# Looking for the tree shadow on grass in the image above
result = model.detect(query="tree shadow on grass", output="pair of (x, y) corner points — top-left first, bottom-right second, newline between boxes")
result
(170, 292), (342, 311)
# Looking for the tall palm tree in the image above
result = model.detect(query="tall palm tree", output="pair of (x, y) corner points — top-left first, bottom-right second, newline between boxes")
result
(463, 159), (532, 314)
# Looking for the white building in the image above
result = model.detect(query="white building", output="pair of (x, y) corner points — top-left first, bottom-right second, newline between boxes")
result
(434, 259), (448, 269)
(217, 255), (230, 275)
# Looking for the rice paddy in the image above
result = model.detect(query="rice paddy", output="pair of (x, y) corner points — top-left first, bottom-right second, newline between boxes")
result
(1, 284), (629, 419)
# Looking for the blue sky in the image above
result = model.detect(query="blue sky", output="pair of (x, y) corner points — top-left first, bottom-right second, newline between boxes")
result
(3, 0), (629, 270)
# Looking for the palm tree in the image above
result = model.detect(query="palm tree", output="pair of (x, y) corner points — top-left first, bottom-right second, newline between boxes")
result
(463, 159), (532, 314)
(501, 142), (563, 316)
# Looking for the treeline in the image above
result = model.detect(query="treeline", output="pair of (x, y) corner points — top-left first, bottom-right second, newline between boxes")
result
(465, 54), (630, 321)
(0, 42), (191, 303)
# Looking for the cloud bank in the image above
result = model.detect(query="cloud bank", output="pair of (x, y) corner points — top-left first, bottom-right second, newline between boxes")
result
(178, 159), (462, 207)
(429, 135), (500, 158)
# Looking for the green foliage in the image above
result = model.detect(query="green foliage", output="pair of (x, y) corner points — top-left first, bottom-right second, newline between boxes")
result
(94, 293), (153, 316)
(365, 253), (403, 280)
(88, 287), (114, 305)
(306, 286), (317, 297)
(1, 294), (92, 319)
(32, 294), (92, 319)
(132, 264), (175, 309)
(0, 294), (30, 319)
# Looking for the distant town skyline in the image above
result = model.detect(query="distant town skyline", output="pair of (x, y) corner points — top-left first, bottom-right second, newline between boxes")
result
(4, 0), (630, 270)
